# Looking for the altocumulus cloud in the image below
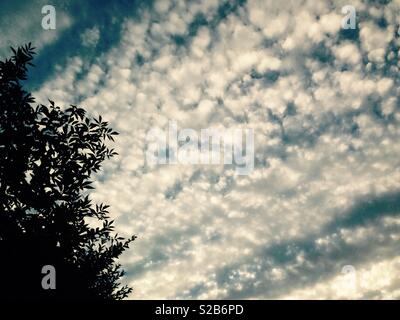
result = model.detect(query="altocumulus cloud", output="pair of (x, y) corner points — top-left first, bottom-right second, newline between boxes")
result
(8, 0), (400, 299)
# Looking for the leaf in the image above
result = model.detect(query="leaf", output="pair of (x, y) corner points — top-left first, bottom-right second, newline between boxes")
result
(0, 45), (134, 300)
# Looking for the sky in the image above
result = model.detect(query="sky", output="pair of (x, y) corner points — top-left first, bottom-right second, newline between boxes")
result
(1, 0), (400, 299)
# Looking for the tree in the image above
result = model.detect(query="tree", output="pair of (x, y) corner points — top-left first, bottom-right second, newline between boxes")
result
(0, 44), (135, 300)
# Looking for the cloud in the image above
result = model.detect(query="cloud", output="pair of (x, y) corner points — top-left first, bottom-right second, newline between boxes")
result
(30, 0), (400, 299)
(81, 26), (100, 47)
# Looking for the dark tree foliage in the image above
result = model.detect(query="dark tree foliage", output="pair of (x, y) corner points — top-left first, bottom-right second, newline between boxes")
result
(0, 44), (135, 300)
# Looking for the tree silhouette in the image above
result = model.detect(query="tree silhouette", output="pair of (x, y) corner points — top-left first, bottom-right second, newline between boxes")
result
(0, 44), (135, 300)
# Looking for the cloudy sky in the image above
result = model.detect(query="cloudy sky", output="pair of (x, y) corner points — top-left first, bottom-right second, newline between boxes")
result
(2, 0), (400, 299)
